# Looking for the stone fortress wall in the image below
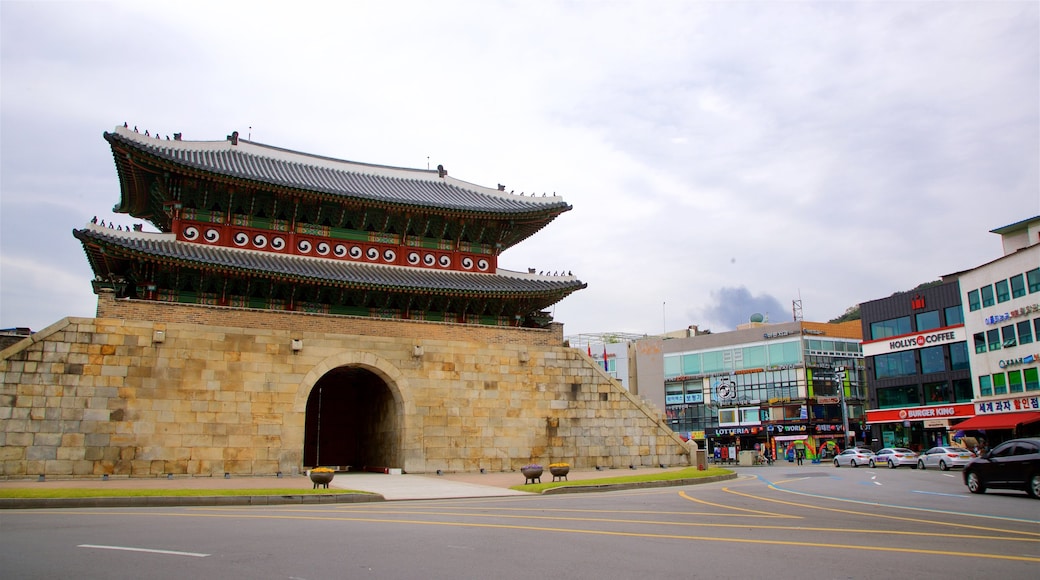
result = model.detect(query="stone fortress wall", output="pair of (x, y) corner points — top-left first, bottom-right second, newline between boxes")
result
(0, 293), (690, 478)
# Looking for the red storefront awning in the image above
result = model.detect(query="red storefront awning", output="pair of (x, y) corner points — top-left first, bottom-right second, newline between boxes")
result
(953, 411), (1040, 431)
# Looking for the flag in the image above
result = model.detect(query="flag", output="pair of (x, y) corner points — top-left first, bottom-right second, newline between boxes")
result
(602, 345), (609, 371)
(587, 344), (592, 357)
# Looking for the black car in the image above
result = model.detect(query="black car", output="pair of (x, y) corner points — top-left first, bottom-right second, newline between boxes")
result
(963, 437), (1040, 498)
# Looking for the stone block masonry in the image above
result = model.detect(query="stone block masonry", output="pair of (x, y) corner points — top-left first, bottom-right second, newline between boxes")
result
(0, 298), (690, 478)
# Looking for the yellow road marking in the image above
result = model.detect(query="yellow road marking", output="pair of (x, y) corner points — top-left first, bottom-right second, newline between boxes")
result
(678, 489), (800, 518)
(722, 486), (1040, 538)
(38, 510), (1040, 563)
(190, 506), (1040, 543)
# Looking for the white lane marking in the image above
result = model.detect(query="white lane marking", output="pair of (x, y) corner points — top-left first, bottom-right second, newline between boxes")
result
(78, 544), (209, 557)
(911, 490), (967, 498)
(761, 476), (1039, 524)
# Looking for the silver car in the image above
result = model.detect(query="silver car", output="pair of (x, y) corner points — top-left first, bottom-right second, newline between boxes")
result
(871, 447), (918, 469)
(917, 446), (975, 471)
(833, 448), (876, 468)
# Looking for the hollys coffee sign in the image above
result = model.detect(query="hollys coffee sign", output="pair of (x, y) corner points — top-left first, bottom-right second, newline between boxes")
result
(862, 326), (966, 357)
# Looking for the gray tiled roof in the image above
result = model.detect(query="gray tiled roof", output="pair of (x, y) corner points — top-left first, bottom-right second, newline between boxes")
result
(105, 126), (570, 216)
(74, 226), (586, 297)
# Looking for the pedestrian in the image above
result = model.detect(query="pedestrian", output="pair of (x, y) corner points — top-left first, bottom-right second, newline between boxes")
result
(796, 448), (804, 466)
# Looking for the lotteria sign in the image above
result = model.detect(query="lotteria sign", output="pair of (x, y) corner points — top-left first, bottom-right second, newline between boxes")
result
(862, 326), (966, 357)
(866, 403), (975, 424)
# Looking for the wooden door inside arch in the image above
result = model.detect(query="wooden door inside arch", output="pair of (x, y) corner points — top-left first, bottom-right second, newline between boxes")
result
(303, 365), (399, 469)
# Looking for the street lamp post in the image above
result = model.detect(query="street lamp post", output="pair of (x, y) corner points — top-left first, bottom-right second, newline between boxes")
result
(836, 367), (851, 448)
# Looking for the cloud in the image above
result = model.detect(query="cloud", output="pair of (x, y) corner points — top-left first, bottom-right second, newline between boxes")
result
(694, 287), (788, 331)
(1, 1), (1037, 336)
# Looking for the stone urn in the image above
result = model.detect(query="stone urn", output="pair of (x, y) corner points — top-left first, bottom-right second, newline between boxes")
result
(549, 464), (570, 481)
(520, 465), (543, 484)
(309, 469), (335, 489)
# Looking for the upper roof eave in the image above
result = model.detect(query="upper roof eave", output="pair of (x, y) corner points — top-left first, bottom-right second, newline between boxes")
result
(104, 126), (571, 218)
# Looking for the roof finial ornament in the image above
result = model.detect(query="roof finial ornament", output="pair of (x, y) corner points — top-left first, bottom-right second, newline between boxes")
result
(437, 164), (446, 178)
(228, 131), (239, 145)
(123, 122), (128, 128)
(91, 216), (98, 224)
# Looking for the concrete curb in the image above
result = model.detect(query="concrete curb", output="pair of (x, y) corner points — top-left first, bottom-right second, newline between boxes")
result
(540, 472), (738, 494)
(0, 492), (384, 510)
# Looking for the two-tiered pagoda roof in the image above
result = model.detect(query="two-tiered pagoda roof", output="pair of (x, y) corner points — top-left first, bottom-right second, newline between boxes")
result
(74, 126), (585, 327)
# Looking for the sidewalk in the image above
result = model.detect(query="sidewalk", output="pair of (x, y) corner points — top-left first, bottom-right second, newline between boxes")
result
(0, 466), (721, 508)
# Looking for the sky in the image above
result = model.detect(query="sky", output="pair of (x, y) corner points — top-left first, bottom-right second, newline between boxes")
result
(1, 1), (1038, 338)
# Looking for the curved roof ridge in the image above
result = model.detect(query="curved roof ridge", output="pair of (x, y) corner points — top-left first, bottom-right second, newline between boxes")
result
(108, 125), (565, 206)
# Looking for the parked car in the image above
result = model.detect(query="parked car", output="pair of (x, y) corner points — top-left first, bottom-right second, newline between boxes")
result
(871, 447), (918, 469)
(833, 448), (876, 468)
(918, 446), (975, 471)
(963, 437), (1040, 498)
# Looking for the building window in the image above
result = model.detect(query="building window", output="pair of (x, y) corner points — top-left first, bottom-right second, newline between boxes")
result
(979, 375), (993, 397)
(944, 305), (964, 326)
(995, 279), (1010, 303)
(993, 373), (1007, 395)
(739, 407), (760, 424)
(718, 408), (738, 425)
(1019, 320), (1035, 345)
(953, 378), (974, 402)
(1008, 370), (1024, 393)
(768, 341), (802, 366)
(1028, 268), (1040, 293)
(987, 329), (1001, 351)
(877, 385), (918, 408)
(920, 345), (945, 374)
(1002, 325), (1017, 348)
(980, 285), (995, 307)
(664, 355), (681, 379)
(915, 310), (940, 332)
(924, 381), (949, 404)
(702, 351), (726, 374)
(967, 290), (981, 312)
(682, 353), (702, 375)
(973, 332), (987, 354)
(871, 316), (911, 340)
(874, 350), (917, 379)
(742, 345), (768, 368)
(950, 342), (970, 371)
(1010, 274), (1026, 299)
(1025, 368), (1039, 392)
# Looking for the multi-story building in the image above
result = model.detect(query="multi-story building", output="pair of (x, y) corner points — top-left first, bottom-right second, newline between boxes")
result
(630, 319), (865, 462)
(952, 216), (1040, 442)
(860, 281), (973, 450)
(859, 216), (1040, 452)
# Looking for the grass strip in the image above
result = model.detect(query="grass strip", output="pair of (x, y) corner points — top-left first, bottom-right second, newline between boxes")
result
(510, 467), (732, 493)
(0, 488), (371, 499)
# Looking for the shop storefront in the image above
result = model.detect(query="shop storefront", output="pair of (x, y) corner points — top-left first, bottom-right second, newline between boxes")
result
(952, 394), (1040, 446)
(813, 424), (851, 459)
(865, 403), (975, 451)
(706, 426), (764, 463)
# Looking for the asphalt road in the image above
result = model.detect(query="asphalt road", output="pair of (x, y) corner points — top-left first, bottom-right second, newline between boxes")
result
(2, 465), (1037, 579)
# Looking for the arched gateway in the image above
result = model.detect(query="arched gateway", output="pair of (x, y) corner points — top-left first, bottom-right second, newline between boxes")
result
(291, 352), (408, 472)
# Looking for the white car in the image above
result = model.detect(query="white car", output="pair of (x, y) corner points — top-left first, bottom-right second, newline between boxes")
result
(871, 448), (919, 469)
(833, 448), (876, 468)
(917, 446), (975, 471)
